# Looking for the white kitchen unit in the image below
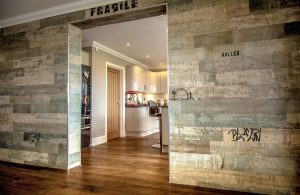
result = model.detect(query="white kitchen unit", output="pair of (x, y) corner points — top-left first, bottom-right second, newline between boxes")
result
(126, 65), (167, 94)
(148, 114), (160, 131)
(147, 71), (160, 93)
(126, 66), (148, 92)
(147, 71), (168, 93)
(125, 107), (159, 137)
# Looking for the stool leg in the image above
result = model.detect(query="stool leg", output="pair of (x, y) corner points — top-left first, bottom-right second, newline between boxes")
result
(159, 116), (162, 153)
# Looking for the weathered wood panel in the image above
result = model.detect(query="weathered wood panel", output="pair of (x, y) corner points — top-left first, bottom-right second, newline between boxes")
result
(0, 12), (74, 169)
(168, 0), (300, 194)
(1, 0), (299, 193)
(67, 25), (82, 168)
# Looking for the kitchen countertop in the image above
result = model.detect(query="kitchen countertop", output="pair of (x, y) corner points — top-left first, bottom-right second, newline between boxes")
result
(126, 105), (168, 108)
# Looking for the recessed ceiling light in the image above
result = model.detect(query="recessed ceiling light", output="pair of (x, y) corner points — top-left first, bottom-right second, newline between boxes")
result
(146, 55), (150, 58)
(126, 43), (130, 47)
(166, 29), (168, 32)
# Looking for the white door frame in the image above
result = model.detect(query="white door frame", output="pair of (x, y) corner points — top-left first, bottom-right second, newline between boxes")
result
(106, 61), (126, 138)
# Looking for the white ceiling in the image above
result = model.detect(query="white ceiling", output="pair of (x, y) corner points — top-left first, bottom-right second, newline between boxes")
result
(83, 15), (168, 69)
(0, 0), (82, 20)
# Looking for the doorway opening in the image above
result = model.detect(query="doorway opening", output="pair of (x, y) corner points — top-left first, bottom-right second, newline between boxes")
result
(73, 2), (169, 175)
(106, 63), (126, 140)
(107, 67), (121, 140)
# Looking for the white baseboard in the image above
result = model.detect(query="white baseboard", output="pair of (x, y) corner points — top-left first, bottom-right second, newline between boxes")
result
(148, 128), (159, 135)
(91, 135), (107, 146)
(126, 131), (145, 137)
(126, 128), (159, 137)
(68, 162), (81, 170)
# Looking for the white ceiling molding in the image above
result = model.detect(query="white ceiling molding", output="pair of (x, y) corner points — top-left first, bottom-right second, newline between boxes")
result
(0, 0), (120, 28)
(85, 41), (151, 70)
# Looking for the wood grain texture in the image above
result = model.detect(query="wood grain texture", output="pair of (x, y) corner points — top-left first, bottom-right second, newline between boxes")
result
(0, 15), (78, 169)
(68, 25), (82, 167)
(107, 67), (121, 140)
(0, 134), (255, 195)
(1, 0), (299, 193)
(168, 0), (300, 194)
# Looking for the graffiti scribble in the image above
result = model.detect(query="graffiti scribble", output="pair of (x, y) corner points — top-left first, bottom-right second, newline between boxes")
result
(228, 128), (261, 142)
(171, 88), (195, 101)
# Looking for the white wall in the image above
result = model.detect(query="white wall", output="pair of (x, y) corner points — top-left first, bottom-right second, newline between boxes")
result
(83, 47), (135, 140)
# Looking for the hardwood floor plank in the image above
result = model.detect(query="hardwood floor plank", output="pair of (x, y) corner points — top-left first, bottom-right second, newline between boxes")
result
(0, 133), (258, 194)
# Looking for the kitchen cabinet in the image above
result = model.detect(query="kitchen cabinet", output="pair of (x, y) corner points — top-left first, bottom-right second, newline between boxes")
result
(147, 71), (159, 93)
(125, 107), (149, 132)
(126, 65), (168, 94)
(148, 115), (159, 130)
(126, 66), (148, 92)
(147, 71), (168, 94)
(133, 107), (148, 131)
(125, 108), (133, 131)
(125, 107), (159, 136)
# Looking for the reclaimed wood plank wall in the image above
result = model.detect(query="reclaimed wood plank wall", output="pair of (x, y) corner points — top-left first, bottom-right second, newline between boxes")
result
(0, 11), (85, 169)
(0, 0), (166, 170)
(167, 0), (300, 194)
(68, 25), (82, 168)
(0, 0), (299, 193)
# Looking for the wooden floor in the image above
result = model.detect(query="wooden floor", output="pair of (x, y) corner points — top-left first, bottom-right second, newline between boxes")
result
(0, 133), (256, 195)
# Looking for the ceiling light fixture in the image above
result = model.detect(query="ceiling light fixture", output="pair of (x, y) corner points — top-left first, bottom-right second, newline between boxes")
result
(146, 55), (150, 58)
(126, 43), (130, 47)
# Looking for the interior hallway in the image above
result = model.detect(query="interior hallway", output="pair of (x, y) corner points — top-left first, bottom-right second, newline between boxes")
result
(0, 134), (255, 195)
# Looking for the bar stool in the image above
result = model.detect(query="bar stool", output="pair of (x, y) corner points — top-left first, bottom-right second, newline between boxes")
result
(148, 100), (162, 152)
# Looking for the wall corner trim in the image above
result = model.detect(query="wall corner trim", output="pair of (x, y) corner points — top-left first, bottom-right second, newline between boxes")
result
(91, 135), (107, 146)
(68, 162), (81, 170)
(0, 0), (120, 28)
